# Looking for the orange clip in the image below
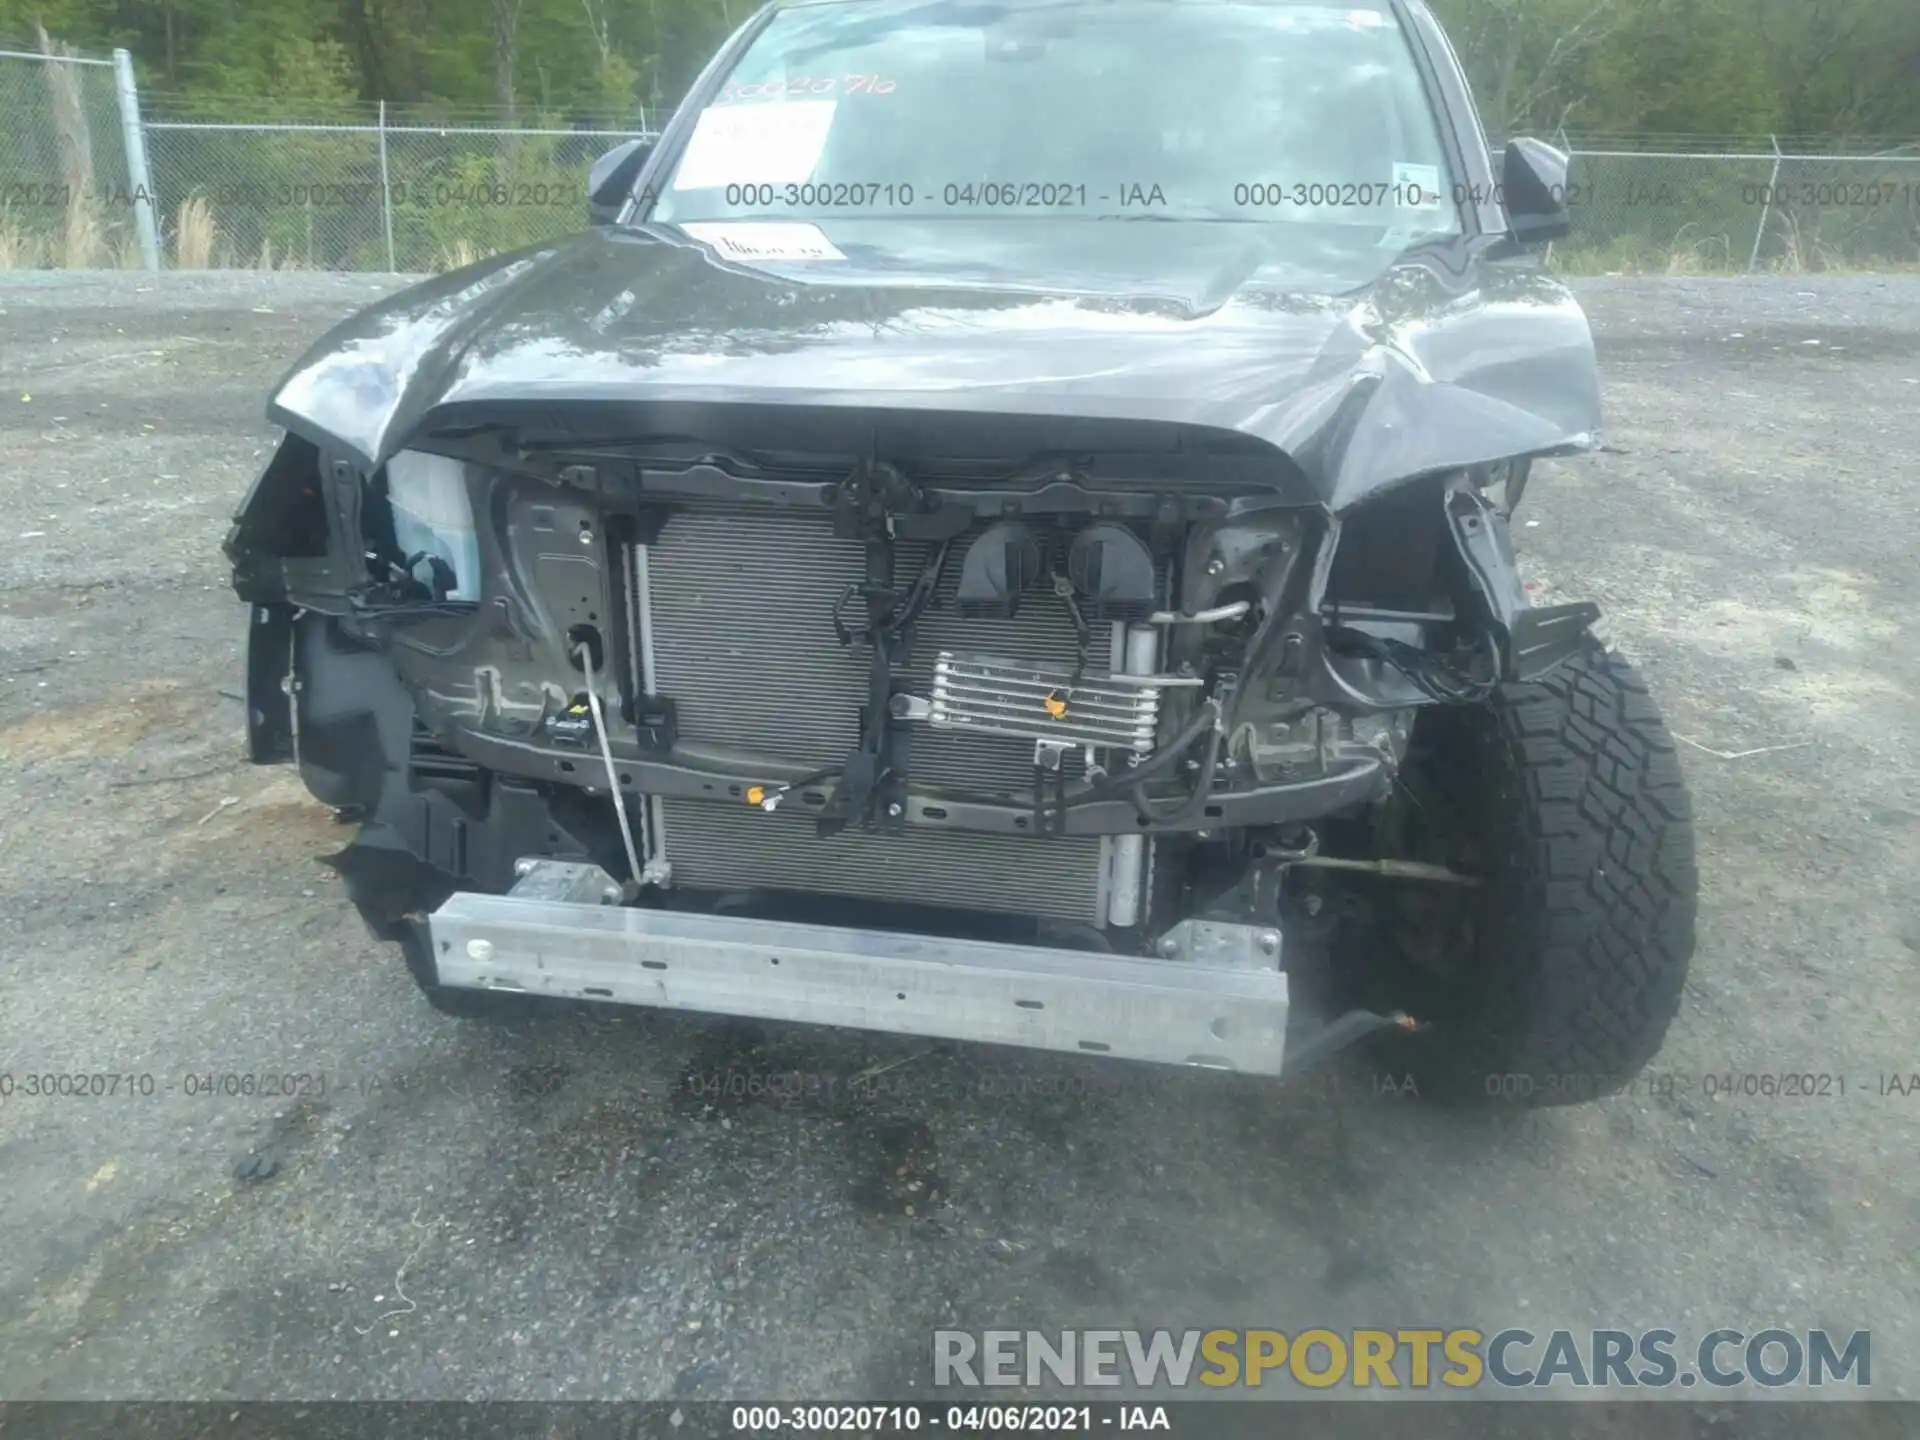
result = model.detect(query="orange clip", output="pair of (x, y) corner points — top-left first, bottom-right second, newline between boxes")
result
(1043, 692), (1069, 720)
(745, 785), (767, 807)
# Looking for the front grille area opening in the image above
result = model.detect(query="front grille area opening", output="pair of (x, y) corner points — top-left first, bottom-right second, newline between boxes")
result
(636, 502), (1137, 927)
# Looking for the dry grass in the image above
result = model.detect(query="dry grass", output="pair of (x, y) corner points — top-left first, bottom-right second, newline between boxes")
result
(1550, 210), (1920, 276)
(0, 192), (139, 269)
(1661, 227), (1736, 275)
(172, 194), (219, 269)
(434, 238), (485, 272)
(102, 228), (146, 270)
(1759, 211), (1864, 274)
(0, 203), (51, 269)
(252, 236), (315, 271)
(61, 190), (102, 267)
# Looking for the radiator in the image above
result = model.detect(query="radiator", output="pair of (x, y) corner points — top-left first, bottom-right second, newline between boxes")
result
(637, 502), (1116, 925)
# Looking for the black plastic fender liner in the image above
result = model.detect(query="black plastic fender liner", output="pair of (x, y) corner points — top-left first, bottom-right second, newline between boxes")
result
(281, 608), (617, 915)
(290, 611), (416, 813)
(244, 603), (297, 765)
(326, 780), (604, 931)
(325, 825), (461, 940)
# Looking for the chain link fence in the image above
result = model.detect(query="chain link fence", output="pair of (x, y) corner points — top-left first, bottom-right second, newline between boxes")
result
(1554, 140), (1920, 274)
(139, 113), (656, 272)
(0, 46), (151, 268)
(4, 48), (1918, 275)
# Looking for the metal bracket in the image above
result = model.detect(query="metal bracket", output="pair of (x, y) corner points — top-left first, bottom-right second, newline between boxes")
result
(1031, 738), (1073, 837)
(631, 692), (678, 750)
(830, 459), (934, 540)
(509, 858), (625, 905)
(1034, 738), (1073, 771)
(1444, 485), (1598, 680)
(889, 693), (933, 723)
(1153, 918), (1284, 971)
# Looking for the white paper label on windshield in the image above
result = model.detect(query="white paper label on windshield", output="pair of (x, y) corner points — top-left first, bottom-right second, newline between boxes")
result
(681, 221), (847, 263)
(1393, 162), (1445, 209)
(671, 100), (837, 190)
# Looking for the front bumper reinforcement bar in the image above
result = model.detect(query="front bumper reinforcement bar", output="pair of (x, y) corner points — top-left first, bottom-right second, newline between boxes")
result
(429, 863), (1290, 1072)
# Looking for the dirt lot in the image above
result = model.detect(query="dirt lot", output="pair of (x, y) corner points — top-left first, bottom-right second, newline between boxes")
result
(1, 270), (1917, 1423)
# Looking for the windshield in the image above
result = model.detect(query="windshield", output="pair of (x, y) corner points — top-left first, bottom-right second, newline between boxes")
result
(647, 0), (1461, 242)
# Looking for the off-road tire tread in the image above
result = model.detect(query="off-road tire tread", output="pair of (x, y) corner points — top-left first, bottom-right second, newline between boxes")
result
(1414, 639), (1697, 1104)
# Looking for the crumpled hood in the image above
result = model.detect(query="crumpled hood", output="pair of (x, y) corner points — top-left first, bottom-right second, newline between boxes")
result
(268, 219), (1600, 509)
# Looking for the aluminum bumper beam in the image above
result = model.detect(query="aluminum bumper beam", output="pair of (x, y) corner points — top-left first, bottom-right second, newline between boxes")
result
(428, 864), (1290, 1073)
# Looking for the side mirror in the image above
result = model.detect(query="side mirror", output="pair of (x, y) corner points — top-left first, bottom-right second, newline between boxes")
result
(1501, 137), (1572, 246)
(588, 138), (654, 225)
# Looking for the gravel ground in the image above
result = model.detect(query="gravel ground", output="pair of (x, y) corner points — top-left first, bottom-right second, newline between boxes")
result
(0, 270), (1917, 1424)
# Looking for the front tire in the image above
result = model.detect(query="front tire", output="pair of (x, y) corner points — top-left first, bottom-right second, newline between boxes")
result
(1358, 638), (1698, 1106)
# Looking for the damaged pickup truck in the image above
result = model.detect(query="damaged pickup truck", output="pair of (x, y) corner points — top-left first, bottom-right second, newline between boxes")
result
(226, 0), (1696, 1103)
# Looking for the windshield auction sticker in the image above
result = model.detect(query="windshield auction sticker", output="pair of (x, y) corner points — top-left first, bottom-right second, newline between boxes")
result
(1392, 162), (1445, 209)
(671, 100), (838, 190)
(679, 221), (847, 262)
